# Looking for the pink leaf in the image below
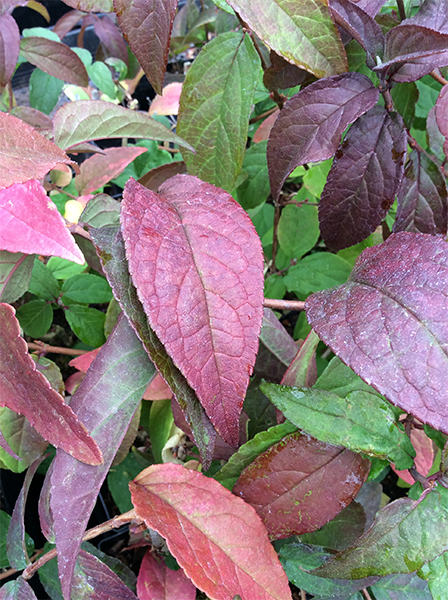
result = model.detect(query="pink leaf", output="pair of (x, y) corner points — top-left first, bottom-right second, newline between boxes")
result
(130, 463), (292, 600)
(0, 112), (74, 190)
(75, 146), (147, 195)
(74, 550), (138, 600)
(0, 13), (20, 89)
(69, 347), (102, 372)
(0, 180), (85, 264)
(137, 550), (196, 600)
(121, 175), (264, 446)
(149, 82), (183, 116)
(392, 427), (434, 485)
(0, 303), (102, 465)
(93, 15), (128, 65)
(52, 10), (87, 40)
(143, 373), (173, 401)
(10, 106), (53, 134)
(253, 109), (279, 144)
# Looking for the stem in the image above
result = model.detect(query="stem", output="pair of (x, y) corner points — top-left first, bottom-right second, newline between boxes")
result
(271, 202), (281, 270)
(0, 550), (44, 581)
(396, 0), (406, 20)
(158, 145), (180, 153)
(22, 510), (137, 581)
(300, 590), (307, 600)
(263, 298), (306, 311)
(249, 106), (278, 124)
(28, 341), (89, 357)
(407, 133), (443, 170)
(7, 82), (13, 113)
(430, 69), (448, 86)
(49, 184), (78, 200)
(362, 589), (373, 600)
(381, 87), (393, 111)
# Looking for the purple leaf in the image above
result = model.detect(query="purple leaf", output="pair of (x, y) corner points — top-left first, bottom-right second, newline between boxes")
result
(72, 550), (138, 600)
(0, 578), (38, 600)
(427, 105), (446, 163)
(120, 175), (264, 446)
(53, 10), (87, 40)
(10, 106), (53, 135)
(348, 0), (387, 18)
(0, 303), (102, 465)
(0, 180), (85, 264)
(319, 106), (407, 252)
(401, 0), (448, 33)
(48, 314), (155, 600)
(20, 37), (88, 87)
(6, 454), (47, 569)
(0, 13), (20, 89)
(436, 84), (448, 160)
(305, 232), (448, 435)
(254, 308), (298, 383)
(138, 161), (188, 192)
(281, 329), (319, 388)
(263, 51), (311, 93)
(113, 0), (178, 95)
(93, 15), (128, 65)
(267, 73), (379, 201)
(394, 149), (447, 236)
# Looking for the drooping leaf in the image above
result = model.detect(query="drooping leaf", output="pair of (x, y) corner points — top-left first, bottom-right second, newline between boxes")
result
(319, 107), (407, 252)
(90, 225), (217, 469)
(48, 314), (156, 600)
(130, 463), (293, 600)
(0, 578), (38, 600)
(120, 175), (264, 446)
(177, 31), (260, 192)
(0, 13), (20, 89)
(138, 161), (188, 192)
(52, 100), (194, 151)
(267, 73), (379, 200)
(0, 408), (48, 472)
(113, 0), (177, 95)
(312, 483), (448, 579)
(261, 384), (415, 469)
(20, 37), (88, 86)
(0, 303), (102, 465)
(137, 549), (196, 600)
(226, 0), (347, 78)
(306, 232), (448, 435)
(254, 308), (298, 383)
(233, 431), (370, 538)
(0, 251), (35, 304)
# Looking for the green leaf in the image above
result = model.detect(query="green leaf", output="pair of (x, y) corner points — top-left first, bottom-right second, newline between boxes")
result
(415, 76), (442, 119)
(71, 47), (93, 68)
(22, 27), (59, 42)
(244, 377), (278, 439)
(64, 304), (106, 347)
(284, 253), (352, 296)
(0, 251), (35, 304)
(419, 552), (448, 600)
(214, 421), (297, 490)
(0, 408), (48, 473)
(234, 141), (270, 210)
(369, 573), (433, 599)
(264, 273), (286, 299)
(87, 61), (116, 99)
(278, 201), (319, 260)
(261, 384), (415, 469)
(336, 232), (382, 267)
(29, 68), (64, 115)
(315, 356), (381, 398)
(0, 511), (34, 569)
(112, 140), (172, 189)
(248, 202), (274, 242)
(107, 452), (147, 513)
(391, 82), (419, 130)
(312, 484), (448, 579)
(61, 273), (112, 305)
(46, 257), (87, 280)
(16, 300), (53, 338)
(177, 31), (261, 191)
(28, 258), (61, 301)
(302, 159), (333, 198)
(149, 399), (174, 464)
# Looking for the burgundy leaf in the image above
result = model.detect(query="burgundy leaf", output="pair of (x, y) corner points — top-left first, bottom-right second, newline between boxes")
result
(394, 149), (447, 235)
(130, 463), (293, 600)
(401, 0), (448, 33)
(233, 432), (370, 539)
(305, 232), (448, 435)
(0, 577), (38, 600)
(52, 10), (87, 40)
(113, 0), (178, 95)
(93, 15), (128, 65)
(0, 112), (74, 190)
(254, 308), (298, 383)
(39, 461), (55, 542)
(0, 428), (21, 461)
(6, 454), (47, 569)
(436, 84), (448, 160)
(72, 550), (138, 600)
(0, 13), (20, 89)
(10, 106), (53, 134)
(0, 304), (102, 464)
(47, 314), (155, 600)
(121, 175), (264, 446)
(348, 0), (387, 18)
(263, 51), (311, 93)
(137, 550), (196, 600)
(267, 73), (379, 201)
(20, 37), (88, 87)
(319, 106), (407, 252)
(75, 146), (147, 195)
(0, 180), (85, 264)
(138, 161), (188, 192)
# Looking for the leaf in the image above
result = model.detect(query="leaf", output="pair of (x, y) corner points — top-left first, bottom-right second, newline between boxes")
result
(350, 0), (387, 18)
(61, 273), (112, 304)
(261, 384), (415, 469)
(93, 15), (128, 65)
(267, 73), (379, 201)
(0, 577), (38, 600)
(137, 550), (196, 600)
(0, 511), (34, 569)
(306, 232), (448, 436)
(263, 51), (310, 93)
(79, 193), (120, 227)
(0, 408), (48, 472)
(52, 100), (194, 152)
(312, 483), (448, 579)
(71, 550), (138, 599)
(120, 175), (264, 446)
(87, 61), (116, 98)
(113, 0), (177, 95)
(149, 399), (174, 463)
(319, 107), (407, 251)
(90, 225), (217, 469)
(394, 149), (447, 236)
(0, 13), (20, 89)
(29, 68), (64, 115)
(20, 37), (88, 86)
(252, 109), (279, 144)
(419, 552), (448, 600)
(0, 303), (102, 465)
(130, 463), (293, 600)
(254, 308), (298, 383)
(138, 161), (188, 192)
(233, 431), (370, 539)
(234, 141), (270, 210)
(284, 253), (352, 295)
(16, 299), (53, 338)
(277, 203), (319, 260)
(48, 314), (156, 600)
(0, 251), (35, 304)
(0, 113), (74, 190)
(149, 82), (182, 117)
(226, 0), (347, 78)
(391, 81), (419, 130)
(436, 84), (448, 160)
(369, 572), (432, 600)
(280, 329), (319, 388)
(391, 427), (434, 485)
(177, 31), (260, 192)
(28, 257), (61, 301)
(107, 452), (145, 513)
(315, 356), (384, 398)
(64, 304), (106, 347)
(53, 10), (86, 40)
(55, 0), (113, 11)
(47, 257), (87, 279)
(112, 140), (172, 189)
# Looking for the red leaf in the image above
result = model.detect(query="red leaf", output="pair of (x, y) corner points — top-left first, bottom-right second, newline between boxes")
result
(143, 373), (173, 401)
(0, 180), (85, 264)
(69, 348), (101, 372)
(233, 432), (369, 539)
(0, 13), (20, 89)
(137, 550), (196, 600)
(113, 0), (178, 96)
(130, 463), (292, 600)
(138, 161), (188, 192)
(20, 37), (88, 87)
(306, 232), (448, 435)
(391, 427), (434, 485)
(0, 303), (102, 465)
(10, 106), (53, 134)
(75, 146), (147, 195)
(121, 175), (264, 446)
(149, 82), (183, 116)
(0, 112), (74, 190)
(52, 10), (86, 40)
(93, 15), (128, 65)
(253, 110), (279, 144)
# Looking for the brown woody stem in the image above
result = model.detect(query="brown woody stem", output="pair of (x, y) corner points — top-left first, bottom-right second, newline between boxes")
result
(396, 0), (406, 20)
(28, 341), (89, 357)
(263, 298), (306, 311)
(429, 69), (448, 86)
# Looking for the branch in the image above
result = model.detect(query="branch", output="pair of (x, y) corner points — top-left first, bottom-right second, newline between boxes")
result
(263, 298), (306, 311)
(28, 341), (89, 357)
(430, 69), (448, 86)
(362, 589), (373, 600)
(396, 0), (406, 20)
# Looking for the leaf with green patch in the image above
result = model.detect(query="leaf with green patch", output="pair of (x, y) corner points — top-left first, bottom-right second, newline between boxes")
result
(79, 194), (120, 228)
(28, 258), (61, 301)
(16, 299), (53, 338)
(419, 552), (448, 600)
(149, 399), (174, 464)
(284, 253), (352, 296)
(46, 257), (87, 280)
(61, 273), (112, 305)
(314, 356), (381, 398)
(1, 512), (34, 570)
(64, 304), (106, 347)
(278, 203), (319, 260)
(391, 81), (419, 130)
(234, 141), (270, 210)
(0, 251), (35, 304)
(280, 329), (319, 388)
(0, 577), (38, 600)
